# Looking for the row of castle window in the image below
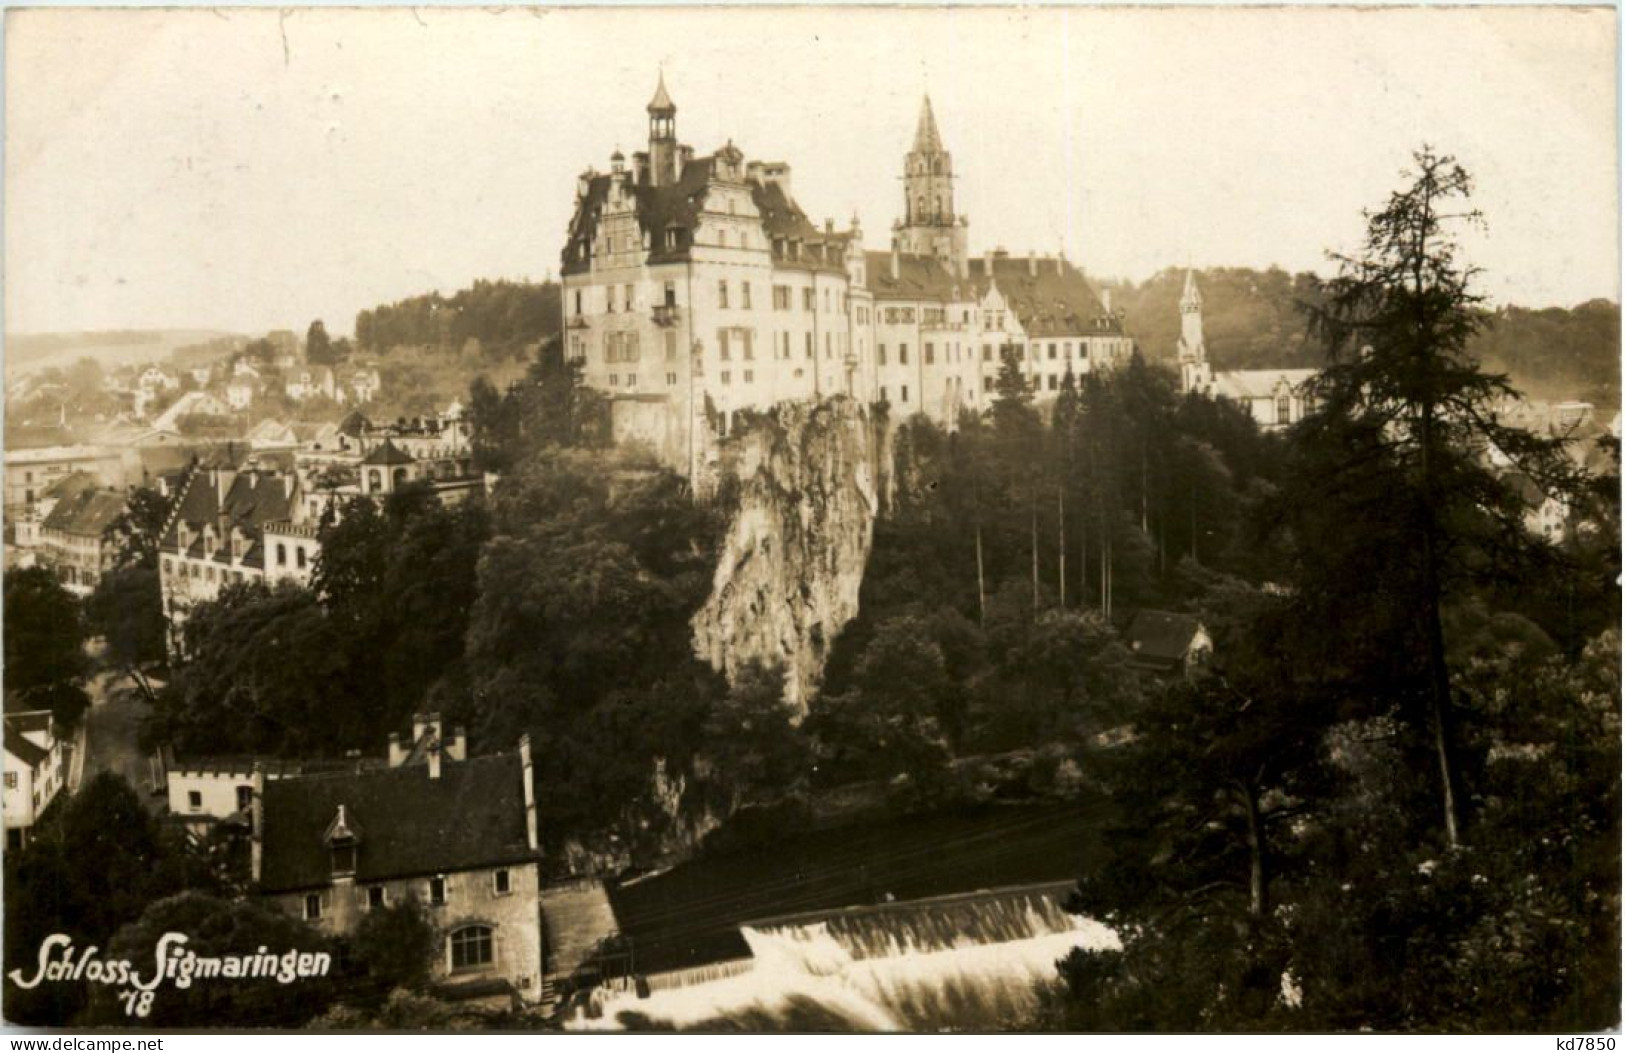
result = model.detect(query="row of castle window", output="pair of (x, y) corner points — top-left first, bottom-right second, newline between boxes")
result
(159, 542), (307, 580)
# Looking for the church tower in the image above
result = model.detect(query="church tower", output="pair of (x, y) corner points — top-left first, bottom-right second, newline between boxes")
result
(896, 95), (968, 275)
(1177, 270), (1213, 395)
(647, 72), (678, 187)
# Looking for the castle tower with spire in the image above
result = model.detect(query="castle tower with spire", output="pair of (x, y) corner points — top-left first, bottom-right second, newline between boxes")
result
(647, 72), (679, 187)
(1177, 270), (1213, 395)
(895, 95), (968, 276)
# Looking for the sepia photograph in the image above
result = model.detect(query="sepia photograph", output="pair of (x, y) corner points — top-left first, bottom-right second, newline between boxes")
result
(1, 3), (1619, 1034)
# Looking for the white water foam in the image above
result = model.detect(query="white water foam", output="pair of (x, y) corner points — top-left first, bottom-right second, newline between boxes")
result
(568, 889), (1120, 1031)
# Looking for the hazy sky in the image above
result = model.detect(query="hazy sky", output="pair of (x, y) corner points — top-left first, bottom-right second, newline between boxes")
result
(7, 5), (1618, 338)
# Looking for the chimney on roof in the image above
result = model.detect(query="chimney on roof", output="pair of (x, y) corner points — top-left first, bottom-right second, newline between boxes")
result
(890, 236), (901, 281)
(520, 733), (539, 853)
(250, 763), (264, 884)
(825, 218), (835, 235)
(1028, 252), (1037, 277)
(1102, 288), (1113, 314)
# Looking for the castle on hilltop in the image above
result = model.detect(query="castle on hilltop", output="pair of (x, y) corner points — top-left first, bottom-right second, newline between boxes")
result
(560, 75), (1134, 476)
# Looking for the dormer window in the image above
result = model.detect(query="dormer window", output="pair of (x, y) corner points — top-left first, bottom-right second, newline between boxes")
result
(323, 804), (362, 878)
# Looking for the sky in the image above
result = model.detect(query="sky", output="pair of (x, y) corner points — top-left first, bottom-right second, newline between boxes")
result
(6, 5), (1619, 338)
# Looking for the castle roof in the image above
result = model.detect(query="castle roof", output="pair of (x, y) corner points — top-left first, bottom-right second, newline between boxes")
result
(258, 752), (532, 892)
(647, 72), (675, 115)
(912, 94), (944, 154)
(864, 251), (966, 303)
(968, 256), (1124, 337)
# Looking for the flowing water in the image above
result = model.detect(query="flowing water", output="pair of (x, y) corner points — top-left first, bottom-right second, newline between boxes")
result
(568, 883), (1119, 1031)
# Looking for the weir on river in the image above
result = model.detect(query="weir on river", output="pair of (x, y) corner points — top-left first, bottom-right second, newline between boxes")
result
(569, 881), (1119, 1031)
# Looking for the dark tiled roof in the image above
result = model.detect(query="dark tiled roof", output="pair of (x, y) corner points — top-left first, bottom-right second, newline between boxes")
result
(159, 470), (297, 559)
(42, 488), (127, 538)
(864, 251), (970, 303)
(563, 156), (848, 276)
(337, 411), (372, 438)
(5, 712), (50, 737)
(42, 471), (97, 502)
(1124, 610), (1205, 665)
(5, 734), (49, 768)
(259, 753), (533, 893)
(361, 440), (415, 466)
(969, 256), (1124, 337)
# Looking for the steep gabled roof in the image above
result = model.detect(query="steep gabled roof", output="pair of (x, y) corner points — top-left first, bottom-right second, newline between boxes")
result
(864, 251), (967, 303)
(968, 256), (1124, 338)
(1211, 369), (1317, 401)
(41, 488), (127, 538)
(5, 734), (48, 769)
(259, 752), (532, 892)
(160, 470), (298, 554)
(1124, 610), (1206, 665)
(361, 440), (416, 467)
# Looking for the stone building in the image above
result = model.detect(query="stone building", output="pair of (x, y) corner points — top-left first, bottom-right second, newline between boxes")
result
(1176, 269), (1317, 430)
(559, 77), (1131, 476)
(253, 717), (548, 1006)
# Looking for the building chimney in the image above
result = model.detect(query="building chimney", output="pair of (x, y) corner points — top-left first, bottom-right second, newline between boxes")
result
(519, 734), (539, 853)
(1028, 252), (1037, 277)
(250, 763), (264, 884)
(890, 237), (901, 281)
(983, 250), (994, 277)
(1102, 288), (1113, 314)
(825, 218), (835, 235)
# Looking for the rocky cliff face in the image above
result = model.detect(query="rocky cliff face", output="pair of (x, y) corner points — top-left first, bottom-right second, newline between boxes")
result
(692, 397), (885, 715)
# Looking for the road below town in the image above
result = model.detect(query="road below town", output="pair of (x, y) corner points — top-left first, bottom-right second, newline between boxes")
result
(76, 670), (164, 813)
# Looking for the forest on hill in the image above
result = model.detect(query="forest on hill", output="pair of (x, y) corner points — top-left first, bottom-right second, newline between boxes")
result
(1105, 267), (1619, 408)
(353, 279), (561, 358)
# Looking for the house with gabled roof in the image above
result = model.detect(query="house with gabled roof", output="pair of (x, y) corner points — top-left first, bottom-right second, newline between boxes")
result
(38, 486), (128, 594)
(1123, 609), (1214, 677)
(4, 710), (69, 850)
(253, 716), (548, 1006)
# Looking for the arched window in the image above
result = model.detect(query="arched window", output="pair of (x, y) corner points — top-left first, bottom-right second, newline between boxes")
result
(1276, 395), (1292, 423)
(276, 543), (287, 567)
(450, 925), (494, 971)
(393, 467), (408, 488)
(296, 547), (307, 570)
(368, 469), (382, 491)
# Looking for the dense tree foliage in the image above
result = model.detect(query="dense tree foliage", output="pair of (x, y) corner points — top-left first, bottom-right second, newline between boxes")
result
(151, 483), (491, 758)
(4, 775), (219, 1025)
(355, 279), (561, 357)
(1105, 268), (1618, 408)
(3, 567), (91, 728)
(1040, 150), (1619, 1033)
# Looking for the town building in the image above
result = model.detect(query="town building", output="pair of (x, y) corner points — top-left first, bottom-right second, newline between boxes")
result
(37, 486), (128, 594)
(1177, 271), (1317, 430)
(4, 444), (128, 514)
(286, 367), (337, 404)
(559, 77), (1130, 476)
(4, 710), (69, 850)
(156, 464), (321, 649)
(253, 716), (547, 1005)
(1123, 609), (1213, 676)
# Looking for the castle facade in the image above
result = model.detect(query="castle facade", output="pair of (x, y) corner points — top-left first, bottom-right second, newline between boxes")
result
(560, 77), (1133, 474)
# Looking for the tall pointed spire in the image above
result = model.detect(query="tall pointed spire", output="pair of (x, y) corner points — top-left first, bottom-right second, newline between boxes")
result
(1181, 268), (1203, 309)
(913, 94), (943, 153)
(647, 70), (675, 115)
